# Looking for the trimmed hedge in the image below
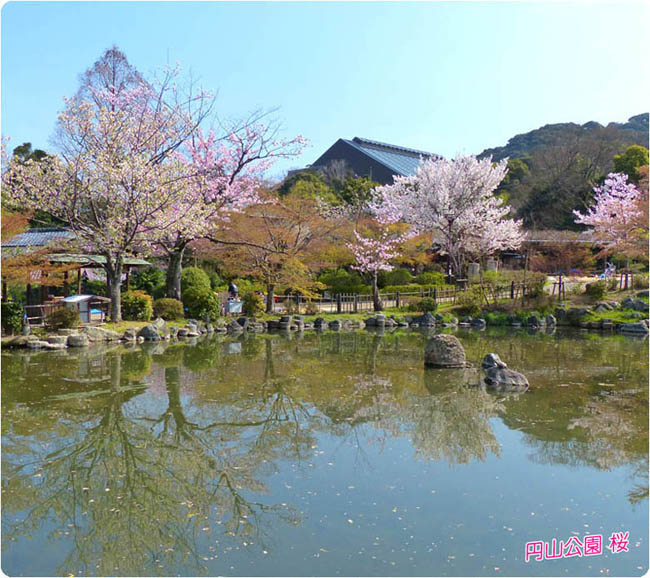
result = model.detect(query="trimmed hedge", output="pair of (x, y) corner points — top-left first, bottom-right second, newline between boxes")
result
(242, 291), (264, 316)
(181, 267), (211, 295)
(153, 298), (185, 320)
(182, 286), (220, 321)
(122, 290), (153, 321)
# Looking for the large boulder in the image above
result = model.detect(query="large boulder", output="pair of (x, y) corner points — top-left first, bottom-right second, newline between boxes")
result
(484, 366), (529, 392)
(413, 312), (436, 327)
(122, 328), (138, 341)
(621, 297), (649, 313)
(152, 317), (170, 338)
(424, 335), (467, 368)
(227, 321), (244, 333)
(545, 314), (557, 326)
(26, 340), (49, 349)
(617, 320), (649, 334)
(46, 335), (68, 345)
(470, 318), (486, 329)
(82, 326), (121, 342)
(138, 324), (161, 341)
(67, 334), (89, 347)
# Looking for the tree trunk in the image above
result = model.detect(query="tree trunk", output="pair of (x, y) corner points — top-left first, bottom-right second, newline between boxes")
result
(266, 283), (275, 314)
(106, 259), (123, 322)
(372, 271), (383, 312)
(166, 244), (186, 301)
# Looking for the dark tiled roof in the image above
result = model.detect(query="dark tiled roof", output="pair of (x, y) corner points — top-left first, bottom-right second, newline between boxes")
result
(345, 137), (440, 176)
(3, 227), (75, 247)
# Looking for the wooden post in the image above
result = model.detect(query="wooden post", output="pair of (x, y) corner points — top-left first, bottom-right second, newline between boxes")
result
(353, 294), (358, 313)
(76, 268), (82, 294)
(2, 278), (7, 302)
(395, 291), (400, 309)
(433, 287), (438, 302)
(336, 294), (342, 314)
(125, 268), (130, 292)
(64, 271), (70, 297)
(26, 283), (32, 305)
(510, 280), (515, 300)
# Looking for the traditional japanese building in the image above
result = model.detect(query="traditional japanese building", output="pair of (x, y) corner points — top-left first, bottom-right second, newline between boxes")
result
(309, 137), (440, 184)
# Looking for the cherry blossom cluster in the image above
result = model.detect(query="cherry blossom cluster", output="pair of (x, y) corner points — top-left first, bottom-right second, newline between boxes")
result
(347, 229), (414, 275)
(371, 155), (524, 275)
(573, 172), (643, 255)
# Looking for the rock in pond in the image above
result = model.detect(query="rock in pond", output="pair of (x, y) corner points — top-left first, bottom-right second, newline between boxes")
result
(481, 352), (528, 392)
(67, 334), (89, 347)
(424, 334), (467, 368)
(82, 326), (122, 342)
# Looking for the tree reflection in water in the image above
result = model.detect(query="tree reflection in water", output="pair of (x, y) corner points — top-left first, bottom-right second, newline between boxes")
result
(1, 329), (647, 576)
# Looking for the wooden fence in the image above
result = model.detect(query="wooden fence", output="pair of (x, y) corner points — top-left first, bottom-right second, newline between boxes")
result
(271, 282), (531, 315)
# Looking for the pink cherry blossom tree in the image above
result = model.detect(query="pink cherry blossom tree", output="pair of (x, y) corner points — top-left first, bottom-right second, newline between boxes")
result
(573, 172), (645, 261)
(372, 155), (524, 281)
(155, 116), (306, 301)
(2, 66), (215, 321)
(347, 219), (413, 311)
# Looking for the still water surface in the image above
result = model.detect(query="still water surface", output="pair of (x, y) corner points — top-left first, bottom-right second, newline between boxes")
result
(1, 328), (648, 576)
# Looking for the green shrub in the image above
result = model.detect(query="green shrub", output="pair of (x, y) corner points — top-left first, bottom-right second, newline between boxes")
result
(122, 290), (153, 321)
(415, 271), (447, 286)
(633, 273), (649, 290)
(46, 306), (81, 330)
(455, 286), (484, 316)
(209, 271), (223, 291)
(304, 301), (320, 315)
(378, 268), (412, 288)
(318, 269), (369, 294)
(242, 291), (264, 316)
(585, 280), (607, 300)
(131, 266), (166, 298)
(181, 267), (211, 295)
(607, 277), (619, 291)
(407, 297), (438, 313)
(153, 298), (185, 320)
(523, 272), (548, 298)
(182, 286), (220, 321)
(384, 283), (454, 294)
(1, 301), (24, 335)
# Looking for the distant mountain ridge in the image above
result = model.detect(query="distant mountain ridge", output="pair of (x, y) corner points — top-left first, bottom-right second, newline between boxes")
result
(479, 113), (649, 161)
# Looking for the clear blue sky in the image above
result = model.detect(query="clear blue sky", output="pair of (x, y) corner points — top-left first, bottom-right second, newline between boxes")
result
(2, 1), (649, 180)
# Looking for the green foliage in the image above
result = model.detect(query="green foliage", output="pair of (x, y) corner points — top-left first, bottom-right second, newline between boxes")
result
(415, 271), (447, 286)
(153, 298), (185, 320)
(523, 271), (548, 298)
(383, 283), (453, 294)
(304, 301), (320, 315)
(607, 277), (619, 291)
(455, 286), (484, 316)
(131, 266), (166, 298)
(613, 145), (649, 184)
(585, 280), (607, 300)
(633, 273), (649, 289)
(122, 290), (153, 321)
(1, 301), (24, 334)
(278, 170), (327, 196)
(208, 271), (223, 291)
(83, 279), (107, 296)
(241, 291), (265, 316)
(46, 306), (81, 330)
(182, 286), (219, 321)
(407, 297), (438, 313)
(333, 176), (378, 206)
(378, 268), (413, 288)
(181, 267), (211, 295)
(318, 269), (369, 294)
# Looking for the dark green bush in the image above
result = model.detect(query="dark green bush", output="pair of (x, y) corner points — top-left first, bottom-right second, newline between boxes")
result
(378, 268), (413, 288)
(209, 271), (224, 291)
(83, 279), (107, 296)
(415, 271), (447, 286)
(318, 269), (368, 294)
(1, 301), (24, 335)
(153, 298), (185, 320)
(181, 267), (211, 295)
(585, 280), (607, 300)
(122, 290), (153, 321)
(407, 297), (438, 313)
(182, 286), (220, 321)
(46, 306), (81, 330)
(242, 291), (264, 316)
(131, 266), (166, 298)
(384, 283), (454, 294)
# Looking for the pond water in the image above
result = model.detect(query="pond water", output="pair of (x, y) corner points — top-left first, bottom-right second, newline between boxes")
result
(1, 328), (648, 577)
